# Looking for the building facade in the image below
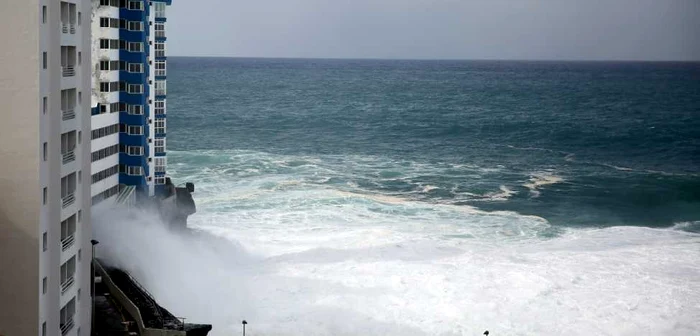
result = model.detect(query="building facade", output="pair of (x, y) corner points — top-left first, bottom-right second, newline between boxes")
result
(0, 1), (93, 335)
(91, 0), (171, 206)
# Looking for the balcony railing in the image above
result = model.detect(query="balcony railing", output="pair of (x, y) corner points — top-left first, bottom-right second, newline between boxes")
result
(155, 51), (165, 58)
(62, 109), (75, 121)
(62, 23), (68, 33)
(155, 31), (165, 38)
(60, 318), (74, 335)
(70, 24), (75, 34)
(62, 66), (75, 77)
(62, 150), (75, 164)
(60, 276), (74, 294)
(155, 69), (166, 77)
(62, 193), (75, 208)
(61, 234), (75, 251)
(155, 89), (166, 96)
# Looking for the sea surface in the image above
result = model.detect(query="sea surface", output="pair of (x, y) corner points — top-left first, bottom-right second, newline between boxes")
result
(156, 58), (700, 335)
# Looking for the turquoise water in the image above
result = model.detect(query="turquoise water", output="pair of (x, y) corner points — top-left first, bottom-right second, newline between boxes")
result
(156, 58), (699, 335)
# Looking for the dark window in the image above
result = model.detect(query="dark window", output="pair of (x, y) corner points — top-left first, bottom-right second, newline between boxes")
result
(100, 17), (109, 27)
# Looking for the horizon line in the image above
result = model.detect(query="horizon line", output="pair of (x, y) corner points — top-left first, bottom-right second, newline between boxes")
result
(167, 55), (700, 63)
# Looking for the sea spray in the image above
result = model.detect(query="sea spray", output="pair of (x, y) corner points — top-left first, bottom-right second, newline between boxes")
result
(93, 206), (257, 335)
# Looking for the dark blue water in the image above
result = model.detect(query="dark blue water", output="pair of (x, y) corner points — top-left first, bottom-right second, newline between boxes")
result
(167, 58), (700, 230)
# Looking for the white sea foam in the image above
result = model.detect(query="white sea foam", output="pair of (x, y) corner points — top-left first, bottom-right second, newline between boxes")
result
(523, 173), (564, 197)
(483, 185), (517, 201)
(103, 150), (700, 336)
(94, 203), (700, 336)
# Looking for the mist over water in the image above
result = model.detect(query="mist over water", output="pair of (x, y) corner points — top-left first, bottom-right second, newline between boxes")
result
(90, 58), (700, 335)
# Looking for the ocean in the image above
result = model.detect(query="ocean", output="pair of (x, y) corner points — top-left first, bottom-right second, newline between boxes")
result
(153, 58), (700, 335)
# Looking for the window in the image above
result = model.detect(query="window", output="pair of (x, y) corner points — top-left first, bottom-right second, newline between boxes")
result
(127, 146), (143, 156)
(155, 42), (165, 57)
(91, 124), (119, 140)
(43, 187), (47, 204)
(128, 63), (143, 73)
(78, 12), (81, 25)
(127, 84), (143, 94)
(154, 138), (165, 154)
(127, 42), (143, 52)
(128, 1), (144, 10)
(127, 166), (143, 176)
(154, 100), (165, 115)
(42, 322), (46, 336)
(59, 298), (76, 333)
(155, 176), (166, 185)
(42, 6), (47, 24)
(100, 0), (110, 6)
(100, 17), (109, 28)
(99, 39), (109, 49)
(155, 119), (166, 134)
(128, 104), (143, 115)
(91, 165), (118, 183)
(111, 39), (119, 50)
(43, 277), (47, 294)
(154, 22), (165, 38)
(154, 2), (166, 17)
(128, 21), (143, 31)
(78, 92), (82, 104)
(99, 82), (110, 92)
(43, 97), (47, 114)
(43, 142), (47, 161)
(154, 80), (166, 96)
(42, 232), (47, 251)
(127, 125), (143, 135)
(78, 52), (81, 65)
(154, 157), (166, 173)
(42, 52), (47, 69)
(154, 60), (166, 76)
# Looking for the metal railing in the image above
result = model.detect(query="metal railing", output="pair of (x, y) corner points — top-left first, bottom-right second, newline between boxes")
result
(69, 24), (75, 34)
(62, 193), (75, 208)
(62, 23), (68, 33)
(62, 150), (75, 164)
(62, 109), (75, 121)
(62, 66), (75, 77)
(60, 318), (74, 335)
(61, 276), (74, 293)
(61, 234), (75, 251)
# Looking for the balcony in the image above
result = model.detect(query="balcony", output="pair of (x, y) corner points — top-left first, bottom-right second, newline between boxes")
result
(155, 50), (165, 58)
(155, 69), (166, 77)
(62, 66), (75, 77)
(62, 193), (75, 208)
(62, 150), (75, 164)
(61, 234), (75, 251)
(60, 276), (74, 294)
(155, 30), (165, 38)
(62, 109), (75, 121)
(60, 318), (74, 335)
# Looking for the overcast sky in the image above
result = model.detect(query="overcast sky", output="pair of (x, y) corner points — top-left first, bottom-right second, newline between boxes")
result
(167, 0), (700, 61)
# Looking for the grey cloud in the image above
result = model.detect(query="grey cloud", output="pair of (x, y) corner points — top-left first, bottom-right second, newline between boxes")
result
(167, 0), (700, 61)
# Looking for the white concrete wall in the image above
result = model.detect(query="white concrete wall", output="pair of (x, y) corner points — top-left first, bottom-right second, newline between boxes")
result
(1, 1), (92, 335)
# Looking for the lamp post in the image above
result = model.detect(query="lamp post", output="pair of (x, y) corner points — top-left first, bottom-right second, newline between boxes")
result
(90, 239), (99, 334)
(242, 320), (247, 336)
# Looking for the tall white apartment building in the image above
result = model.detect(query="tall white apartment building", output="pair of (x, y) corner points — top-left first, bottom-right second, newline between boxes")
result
(0, 1), (93, 335)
